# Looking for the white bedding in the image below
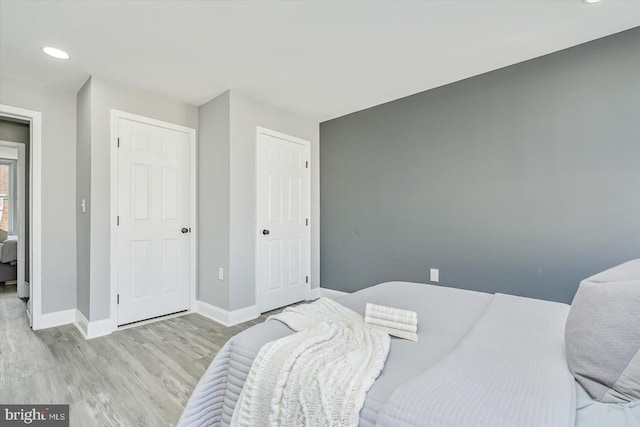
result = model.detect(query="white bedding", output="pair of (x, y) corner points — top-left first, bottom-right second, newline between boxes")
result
(179, 282), (579, 427)
(376, 294), (576, 427)
(339, 282), (495, 425)
(230, 298), (389, 427)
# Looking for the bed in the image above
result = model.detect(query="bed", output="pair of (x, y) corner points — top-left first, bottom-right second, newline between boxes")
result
(179, 278), (640, 427)
(0, 238), (18, 283)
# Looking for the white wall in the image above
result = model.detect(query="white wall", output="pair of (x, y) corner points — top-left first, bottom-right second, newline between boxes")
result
(229, 91), (319, 311)
(1, 72), (316, 320)
(197, 90), (320, 312)
(198, 91), (231, 309)
(76, 78), (92, 318)
(0, 73), (77, 314)
(86, 76), (198, 321)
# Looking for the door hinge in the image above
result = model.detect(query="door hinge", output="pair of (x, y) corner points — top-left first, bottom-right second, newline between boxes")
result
(117, 294), (120, 304)
(305, 218), (309, 226)
(117, 137), (120, 148)
(117, 216), (120, 226)
(305, 276), (309, 284)
(305, 161), (309, 169)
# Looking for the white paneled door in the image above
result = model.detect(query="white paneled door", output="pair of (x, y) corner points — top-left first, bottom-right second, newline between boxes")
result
(117, 118), (191, 325)
(257, 128), (311, 312)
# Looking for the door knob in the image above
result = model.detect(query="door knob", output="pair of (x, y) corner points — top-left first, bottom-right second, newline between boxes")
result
(181, 227), (190, 234)
(262, 229), (270, 235)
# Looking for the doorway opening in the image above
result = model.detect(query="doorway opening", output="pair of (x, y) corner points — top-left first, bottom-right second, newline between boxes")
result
(256, 127), (311, 313)
(0, 104), (42, 329)
(0, 117), (31, 326)
(110, 110), (197, 331)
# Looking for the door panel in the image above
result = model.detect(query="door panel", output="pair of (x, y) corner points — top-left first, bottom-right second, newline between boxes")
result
(258, 131), (310, 312)
(162, 168), (179, 220)
(131, 164), (151, 221)
(161, 239), (180, 293)
(130, 240), (151, 300)
(117, 118), (190, 325)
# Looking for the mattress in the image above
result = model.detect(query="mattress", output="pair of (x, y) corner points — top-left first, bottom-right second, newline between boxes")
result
(375, 293), (575, 427)
(179, 282), (577, 427)
(336, 282), (495, 426)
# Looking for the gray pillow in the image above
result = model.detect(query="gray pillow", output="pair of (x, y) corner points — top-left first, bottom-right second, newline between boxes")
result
(565, 259), (640, 403)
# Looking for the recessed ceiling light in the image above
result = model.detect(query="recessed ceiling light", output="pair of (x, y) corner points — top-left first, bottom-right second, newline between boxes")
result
(584, 0), (603, 3)
(42, 46), (70, 60)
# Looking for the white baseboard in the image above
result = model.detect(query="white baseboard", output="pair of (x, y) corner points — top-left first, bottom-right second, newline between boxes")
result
(196, 300), (259, 327)
(87, 318), (112, 339)
(320, 287), (348, 299)
(308, 287), (348, 300)
(74, 310), (113, 339)
(229, 304), (260, 325)
(74, 310), (89, 338)
(33, 290), (348, 336)
(38, 308), (76, 330)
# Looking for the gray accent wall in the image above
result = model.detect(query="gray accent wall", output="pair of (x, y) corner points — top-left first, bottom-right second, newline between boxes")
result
(320, 27), (640, 304)
(0, 73), (77, 313)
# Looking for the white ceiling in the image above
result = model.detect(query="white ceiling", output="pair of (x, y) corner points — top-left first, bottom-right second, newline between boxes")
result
(1, 1), (639, 122)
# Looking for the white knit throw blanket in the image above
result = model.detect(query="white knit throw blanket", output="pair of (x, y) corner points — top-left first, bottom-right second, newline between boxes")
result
(230, 298), (391, 427)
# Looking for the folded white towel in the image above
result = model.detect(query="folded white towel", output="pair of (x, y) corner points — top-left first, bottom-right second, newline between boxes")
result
(366, 324), (418, 342)
(366, 303), (417, 324)
(363, 316), (418, 333)
(365, 303), (418, 342)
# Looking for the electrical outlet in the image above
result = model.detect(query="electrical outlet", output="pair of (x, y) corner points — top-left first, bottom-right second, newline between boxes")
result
(218, 267), (224, 281)
(430, 268), (439, 282)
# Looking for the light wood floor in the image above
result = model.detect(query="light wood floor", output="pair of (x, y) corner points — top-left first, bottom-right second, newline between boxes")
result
(0, 284), (272, 426)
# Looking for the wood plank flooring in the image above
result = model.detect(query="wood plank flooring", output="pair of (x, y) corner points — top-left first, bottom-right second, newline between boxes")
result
(0, 284), (272, 426)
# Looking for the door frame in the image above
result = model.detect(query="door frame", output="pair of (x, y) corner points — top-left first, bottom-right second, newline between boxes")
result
(0, 141), (26, 298)
(0, 104), (42, 329)
(255, 126), (311, 313)
(110, 109), (197, 331)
